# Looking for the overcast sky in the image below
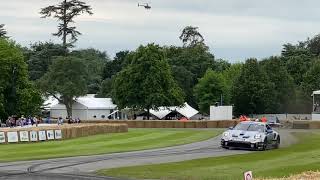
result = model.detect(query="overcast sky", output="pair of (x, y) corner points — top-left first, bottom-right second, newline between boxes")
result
(1, 0), (320, 62)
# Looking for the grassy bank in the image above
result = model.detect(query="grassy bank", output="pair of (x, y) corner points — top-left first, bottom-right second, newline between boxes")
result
(98, 132), (320, 180)
(0, 128), (221, 162)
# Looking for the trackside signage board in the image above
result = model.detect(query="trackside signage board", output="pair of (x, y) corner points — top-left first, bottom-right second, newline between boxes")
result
(47, 130), (54, 140)
(30, 131), (38, 142)
(19, 131), (29, 142)
(38, 131), (47, 141)
(7, 132), (18, 143)
(244, 171), (253, 180)
(0, 132), (5, 143)
(55, 130), (62, 139)
(1, 129), (63, 143)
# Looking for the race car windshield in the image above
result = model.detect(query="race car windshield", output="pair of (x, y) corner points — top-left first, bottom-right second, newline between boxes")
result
(234, 123), (264, 132)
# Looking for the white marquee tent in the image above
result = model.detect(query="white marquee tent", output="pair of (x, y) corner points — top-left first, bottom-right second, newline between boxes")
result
(149, 103), (199, 119)
(44, 94), (122, 120)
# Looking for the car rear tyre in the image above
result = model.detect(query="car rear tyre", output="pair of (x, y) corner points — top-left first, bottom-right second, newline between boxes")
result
(274, 136), (280, 149)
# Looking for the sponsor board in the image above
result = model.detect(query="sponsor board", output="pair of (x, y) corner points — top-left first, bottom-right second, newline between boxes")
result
(0, 132), (5, 143)
(55, 130), (62, 139)
(30, 131), (38, 142)
(47, 130), (54, 140)
(244, 171), (253, 180)
(19, 131), (29, 142)
(7, 132), (19, 143)
(38, 131), (46, 141)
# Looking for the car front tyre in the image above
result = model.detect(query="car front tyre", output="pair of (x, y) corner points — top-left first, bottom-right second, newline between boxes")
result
(274, 136), (280, 149)
(260, 138), (268, 151)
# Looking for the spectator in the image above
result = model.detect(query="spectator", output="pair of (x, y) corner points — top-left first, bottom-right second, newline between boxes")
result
(57, 117), (64, 125)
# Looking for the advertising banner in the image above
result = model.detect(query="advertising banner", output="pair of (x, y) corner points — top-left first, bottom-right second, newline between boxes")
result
(47, 130), (54, 140)
(30, 131), (38, 142)
(19, 131), (29, 142)
(38, 131), (46, 141)
(54, 130), (62, 139)
(0, 132), (5, 143)
(7, 132), (19, 143)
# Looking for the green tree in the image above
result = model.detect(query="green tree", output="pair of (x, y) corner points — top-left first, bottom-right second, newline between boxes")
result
(102, 51), (130, 79)
(0, 24), (8, 38)
(165, 45), (215, 108)
(40, 0), (93, 49)
(260, 56), (295, 113)
(194, 69), (228, 114)
(179, 26), (204, 47)
(112, 44), (184, 119)
(70, 48), (109, 93)
(302, 59), (320, 97)
(0, 39), (42, 120)
(306, 34), (320, 56)
(25, 42), (66, 81)
(281, 43), (315, 85)
(232, 58), (275, 115)
(38, 56), (88, 117)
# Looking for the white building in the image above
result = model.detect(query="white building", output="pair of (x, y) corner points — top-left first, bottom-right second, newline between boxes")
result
(44, 94), (124, 120)
(210, 106), (233, 120)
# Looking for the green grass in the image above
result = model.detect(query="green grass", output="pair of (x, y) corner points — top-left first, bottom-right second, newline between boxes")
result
(98, 132), (320, 180)
(0, 128), (221, 162)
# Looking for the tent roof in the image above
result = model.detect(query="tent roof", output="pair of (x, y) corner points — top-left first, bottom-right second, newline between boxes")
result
(76, 98), (116, 109)
(149, 103), (199, 119)
(48, 94), (116, 110)
(313, 90), (320, 96)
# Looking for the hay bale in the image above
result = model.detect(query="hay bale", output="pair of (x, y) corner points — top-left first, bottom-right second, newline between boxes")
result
(309, 121), (320, 129)
(164, 121), (175, 128)
(195, 121), (207, 128)
(293, 120), (310, 129)
(174, 121), (185, 128)
(207, 121), (218, 128)
(144, 121), (155, 128)
(126, 120), (136, 128)
(154, 121), (164, 128)
(185, 121), (196, 128)
(135, 121), (145, 128)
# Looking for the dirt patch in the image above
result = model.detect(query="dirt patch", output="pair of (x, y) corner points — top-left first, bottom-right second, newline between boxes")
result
(257, 171), (320, 180)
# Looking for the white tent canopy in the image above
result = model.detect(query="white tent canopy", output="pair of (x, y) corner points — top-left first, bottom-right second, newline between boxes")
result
(313, 90), (320, 96)
(149, 103), (199, 119)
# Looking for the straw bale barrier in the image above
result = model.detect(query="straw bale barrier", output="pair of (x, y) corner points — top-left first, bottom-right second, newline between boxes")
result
(287, 120), (320, 129)
(82, 120), (240, 128)
(0, 123), (128, 144)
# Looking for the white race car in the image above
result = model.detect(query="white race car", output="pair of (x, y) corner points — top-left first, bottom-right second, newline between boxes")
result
(221, 121), (280, 150)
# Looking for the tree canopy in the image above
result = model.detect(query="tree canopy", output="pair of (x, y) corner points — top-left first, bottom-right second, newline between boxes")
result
(40, 0), (93, 49)
(0, 39), (42, 120)
(232, 59), (275, 115)
(179, 26), (205, 47)
(194, 69), (228, 114)
(0, 24), (8, 38)
(38, 56), (88, 117)
(112, 44), (184, 119)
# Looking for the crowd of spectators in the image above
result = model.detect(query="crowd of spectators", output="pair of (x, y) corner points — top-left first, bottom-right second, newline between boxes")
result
(5, 115), (41, 128)
(1, 115), (81, 128)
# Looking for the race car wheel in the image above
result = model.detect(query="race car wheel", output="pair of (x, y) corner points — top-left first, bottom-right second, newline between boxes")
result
(261, 138), (268, 151)
(274, 136), (280, 149)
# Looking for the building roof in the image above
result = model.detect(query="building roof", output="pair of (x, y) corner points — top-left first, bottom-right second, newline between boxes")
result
(47, 94), (116, 110)
(313, 90), (320, 96)
(149, 103), (199, 119)
(76, 98), (116, 109)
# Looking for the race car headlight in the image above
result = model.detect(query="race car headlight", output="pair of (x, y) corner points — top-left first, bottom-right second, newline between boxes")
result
(223, 132), (230, 137)
(254, 134), (262, 139)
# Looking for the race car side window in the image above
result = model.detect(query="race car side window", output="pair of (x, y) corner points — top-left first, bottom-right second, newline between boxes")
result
(266, 124), (272, 130)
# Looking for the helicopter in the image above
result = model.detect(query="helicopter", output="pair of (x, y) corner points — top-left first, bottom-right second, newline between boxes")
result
(138, 3), (151, 9)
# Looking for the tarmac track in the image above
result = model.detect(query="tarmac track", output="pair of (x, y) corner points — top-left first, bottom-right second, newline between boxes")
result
(0, 129), (298, 180)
